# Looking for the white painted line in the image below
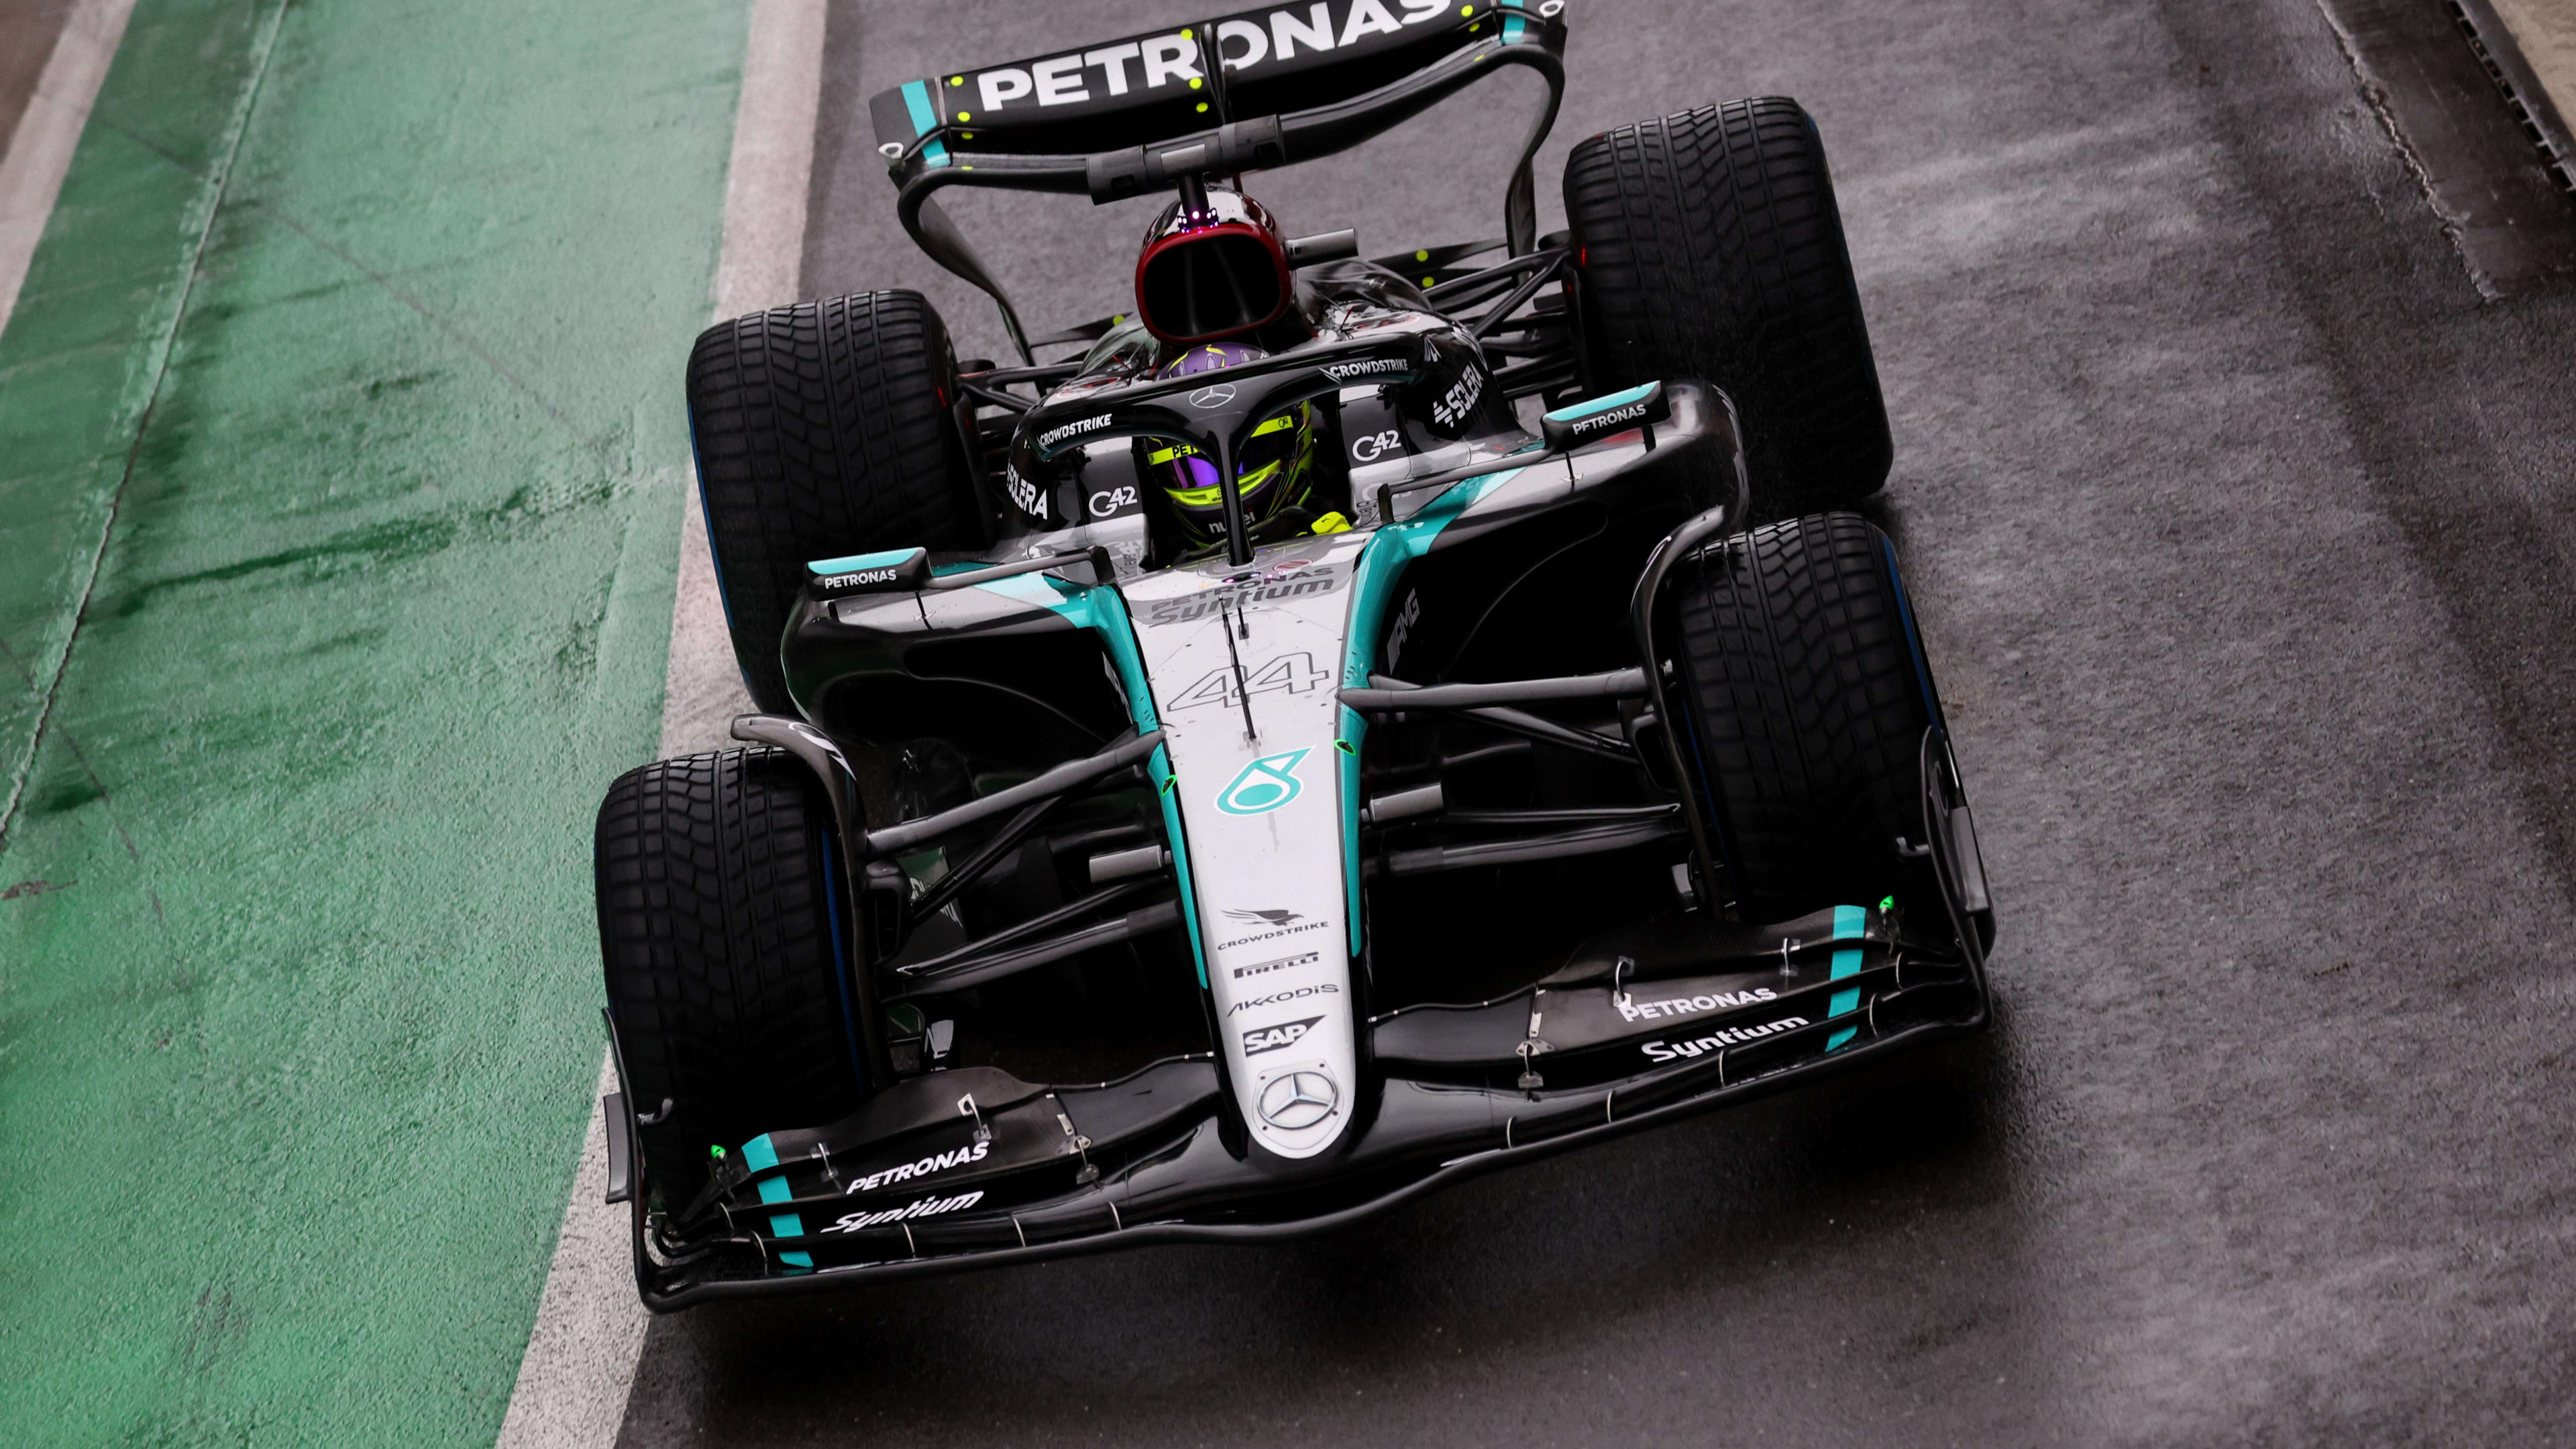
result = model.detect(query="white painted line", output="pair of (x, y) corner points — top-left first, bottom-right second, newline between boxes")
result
(493, 2), (823, 1445)
(0, 0), (141, 341)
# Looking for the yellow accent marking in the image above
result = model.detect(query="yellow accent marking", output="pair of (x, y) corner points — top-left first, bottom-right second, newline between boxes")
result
(1421, 276), (1436, 286)
(1309, 512), (1351, 535)
(1468, 21), (1480, 29)
(1189, 77), (1203, 89)
(961, 131), (973, 140)
(949, 75), (963, 86)
(1460, 3), (1474, 11)
(1181, 25), (1193, 36)
(957, 111), (971, 121)
(1249, 414), (1296, 437)
(1171, 484), (1222, 505)
(1196, 102), (1209, 113)
(1414, 249), (1430, 262)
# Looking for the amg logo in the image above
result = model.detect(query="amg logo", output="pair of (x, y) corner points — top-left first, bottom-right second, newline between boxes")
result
(1038, 414), (1112, 447)
(1322, 358), (1407, 382)
(818, 567), (899, 590)
(841, 1138), (989, 1195)
(1642, 1017), (1810, 1063)
(1242, 1016), (1323, 1056)
(1233, 950), (1318, 980)
(821, 1190), (984, 1235)
(1615, 986), (1778, 1024)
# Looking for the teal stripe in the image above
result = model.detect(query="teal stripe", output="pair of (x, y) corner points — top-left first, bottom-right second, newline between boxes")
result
(977, 575), (1212, 985)
(901, 78), (936, 135)
(1833, 903), (1867, 940)
(1542, 382), (1657, 422)
(1339, 468), (1529, 949)
(1825, 934), (1864, 1051)
(743, 1133), (810, 1265)
(808, 546), (924, 574)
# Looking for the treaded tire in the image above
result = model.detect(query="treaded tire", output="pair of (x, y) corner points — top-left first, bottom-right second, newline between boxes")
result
(687, 290), (981, 712)
(1565, 98), (1891, 519)
(1671, 513), (1939, 920)
(596, 747), (863, 1204)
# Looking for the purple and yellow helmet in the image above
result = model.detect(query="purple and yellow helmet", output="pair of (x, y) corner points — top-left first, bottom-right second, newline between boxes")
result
(1148, 342), (1317, 548)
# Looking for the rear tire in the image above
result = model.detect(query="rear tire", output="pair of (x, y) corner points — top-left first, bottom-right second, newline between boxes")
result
(595, 748), (864, 1205)
(687, 291), (983, 713)
(1670, 513), (1940, 920)
(1564, 97), (1891, 519)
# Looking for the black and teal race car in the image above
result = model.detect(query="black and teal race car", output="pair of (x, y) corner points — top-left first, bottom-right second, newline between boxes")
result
(593, 0), (1992, 1307)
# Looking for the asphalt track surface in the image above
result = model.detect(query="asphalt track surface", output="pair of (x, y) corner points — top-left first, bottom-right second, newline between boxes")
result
(590, 0), (2576, 1444)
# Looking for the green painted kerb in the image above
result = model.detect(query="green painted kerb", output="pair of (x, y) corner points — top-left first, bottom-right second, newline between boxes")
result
(0, 0), (747, 1442)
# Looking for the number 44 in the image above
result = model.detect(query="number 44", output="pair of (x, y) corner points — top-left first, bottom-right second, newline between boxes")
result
(1169, 651), (1333, 710)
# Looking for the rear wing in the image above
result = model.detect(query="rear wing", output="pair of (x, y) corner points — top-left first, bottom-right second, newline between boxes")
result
(863, 0), (1568, 361)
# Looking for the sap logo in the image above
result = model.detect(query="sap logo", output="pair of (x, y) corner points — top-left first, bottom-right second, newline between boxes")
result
(966, 3), (1463, 114)
(1242, 1016), (1324, 1056)
(1233, 951), (1319, 980)
(1225, 982), (1340, 1017)
(1038, 414), (1113, 448)
(821, 1190), (984, 1235)
(841, 1138), (989, 1195)
(1614, 987), (1778, 1024)
(1324, 358), (1407, 383)
(1641, 1017), (1810, 1063)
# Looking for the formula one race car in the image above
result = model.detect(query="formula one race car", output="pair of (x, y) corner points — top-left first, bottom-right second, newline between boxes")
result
(593, 0), (1993, 1307)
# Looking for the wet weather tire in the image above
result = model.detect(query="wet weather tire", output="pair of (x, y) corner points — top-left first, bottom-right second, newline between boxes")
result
(687, 290), (981, 713)
(1670, 513), (1939, 920)
(1565, 97), (1891, 519)
(595, 747), (864, 1204)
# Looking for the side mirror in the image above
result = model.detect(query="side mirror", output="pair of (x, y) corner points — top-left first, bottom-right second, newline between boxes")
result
(1541, 380), (1670, 453)
(807, 546), (930, 598)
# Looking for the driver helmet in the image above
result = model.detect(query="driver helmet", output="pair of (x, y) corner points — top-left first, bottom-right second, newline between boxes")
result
(1148, 341), (1317, 548)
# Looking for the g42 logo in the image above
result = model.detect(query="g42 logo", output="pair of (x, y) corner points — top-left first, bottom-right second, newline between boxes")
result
(1169, 651), (1331, 712)
(1216, 749), (1309, 815)
(1350, 429), (1401, 463)
(1088, 484), (1140, 518)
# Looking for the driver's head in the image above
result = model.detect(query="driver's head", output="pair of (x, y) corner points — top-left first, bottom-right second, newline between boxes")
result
(1148, 342), (1316, 549)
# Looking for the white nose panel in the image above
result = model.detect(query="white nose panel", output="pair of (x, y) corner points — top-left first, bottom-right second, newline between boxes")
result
(1124, 536), (1369, 1159)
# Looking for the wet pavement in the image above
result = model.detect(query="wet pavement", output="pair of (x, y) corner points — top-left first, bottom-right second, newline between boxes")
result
(608, 0), (2576, 1444)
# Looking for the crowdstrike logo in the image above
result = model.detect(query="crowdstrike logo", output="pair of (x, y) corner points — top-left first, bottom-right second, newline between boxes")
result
(1038, 414), (1112, 447)
(1642, 1017), (1810, 1063)
(1615, 986), (1778, 1024)
(821, 1190), (985, 1235)
(1322, 358), (1407, 382)
(841, 1138), (990, 1195)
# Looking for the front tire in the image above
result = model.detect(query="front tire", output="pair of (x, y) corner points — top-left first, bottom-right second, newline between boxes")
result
(1669, 513), (1941, 920)
(686, 290), (983, 713)
(595, 748), (865, 1205)
(1565, 97), (1891, 519)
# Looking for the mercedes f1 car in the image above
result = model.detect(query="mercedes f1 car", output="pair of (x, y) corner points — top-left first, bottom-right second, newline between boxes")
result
(594, 0), (1994, 1308)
